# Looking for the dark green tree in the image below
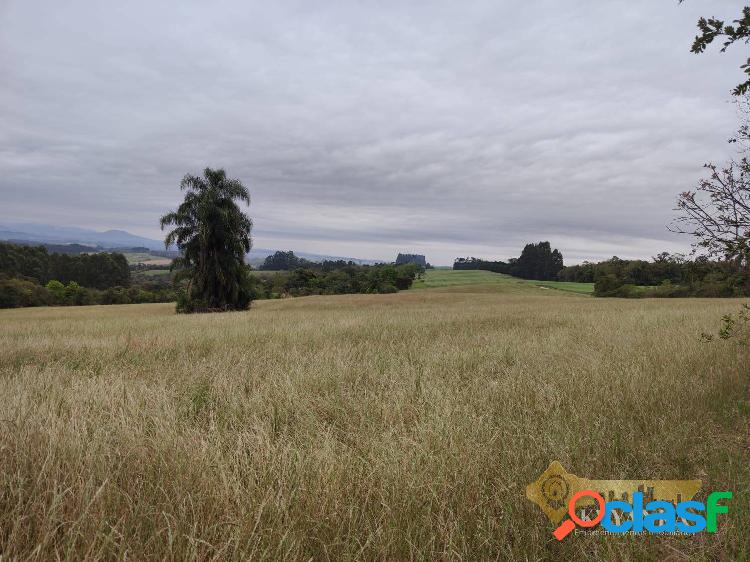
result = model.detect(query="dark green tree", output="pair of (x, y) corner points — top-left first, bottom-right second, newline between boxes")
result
(260, 250), (311, 271)
(511, 242), (564, 281)
(160, 168), (254, 312)
(0, 242), (130, 288)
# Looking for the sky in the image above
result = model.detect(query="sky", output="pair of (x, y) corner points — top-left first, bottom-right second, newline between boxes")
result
(0, 0), (747, 265)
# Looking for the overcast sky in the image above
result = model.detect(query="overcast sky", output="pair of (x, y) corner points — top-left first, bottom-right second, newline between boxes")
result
(0, 1), (746, 264)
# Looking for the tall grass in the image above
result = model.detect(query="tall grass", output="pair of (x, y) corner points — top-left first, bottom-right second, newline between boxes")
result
(0, 286), (748, 560)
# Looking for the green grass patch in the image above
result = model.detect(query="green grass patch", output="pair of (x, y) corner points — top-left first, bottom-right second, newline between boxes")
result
(121, 252), (172, 265)
(412, 269), (593, 295)
(140, 269), (171, 278)
(531, 280), (595, 294)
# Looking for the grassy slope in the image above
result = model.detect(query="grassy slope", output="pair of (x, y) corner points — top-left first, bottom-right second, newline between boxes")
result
(0, 284), (748, 560)
(412, 269), (594, 294)
(121, 251), (172, 266)
(139, 269), (171, 278)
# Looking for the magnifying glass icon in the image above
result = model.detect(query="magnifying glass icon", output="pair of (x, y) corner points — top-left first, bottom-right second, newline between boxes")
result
(553, 490), (606, 541)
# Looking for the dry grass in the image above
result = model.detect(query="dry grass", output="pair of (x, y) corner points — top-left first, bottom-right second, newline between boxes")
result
(0, 282), (748, 561)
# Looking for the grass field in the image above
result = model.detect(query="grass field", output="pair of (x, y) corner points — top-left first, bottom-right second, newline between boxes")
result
(0, 277), (748, 560)
(250, 269), (285, 277)
(139, 268), (172, 278)
(412, 269), (594, 294)
(122, 251), (172, 266)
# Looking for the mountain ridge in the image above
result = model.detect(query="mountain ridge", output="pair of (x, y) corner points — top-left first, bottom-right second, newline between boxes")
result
(0, 222), (381, 265)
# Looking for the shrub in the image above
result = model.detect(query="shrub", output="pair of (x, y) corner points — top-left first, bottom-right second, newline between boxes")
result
(594, 274), (623, 297)
(64, 281), (89, 305)
(0, 278), (52, 308)
(175, 291), (211, 313)
(45, 280), (66, 304)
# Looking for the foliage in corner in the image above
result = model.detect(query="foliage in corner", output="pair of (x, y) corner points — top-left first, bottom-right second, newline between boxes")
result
(683, 2), (750, 95)
(702, 304), (750, 345)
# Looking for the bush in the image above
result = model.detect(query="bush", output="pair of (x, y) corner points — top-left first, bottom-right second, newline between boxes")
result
(45, 280), (66, 303)
(64, 281), (89, 305)
(175, 292), (210, 313)
(101, 287), (132, 305)
(0, 278), (52, 308)
(593, 274), (623, 297)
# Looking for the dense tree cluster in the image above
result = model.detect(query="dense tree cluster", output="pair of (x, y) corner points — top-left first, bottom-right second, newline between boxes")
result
(453, 257), (510, 274)
(0, 241), (177, 309)
(260, 250), (314, 270)
(5, 241), (107, 255)
(0, 241), (130, 288)
(558, 253), (750, 298)
(511, 242), (564, 281)
(319, 259), (359, 272)
(395, 253), (427, 267)
(251, 263), (422, 298)
(0, 276), (174, 308)
(453, 241), (563, 281)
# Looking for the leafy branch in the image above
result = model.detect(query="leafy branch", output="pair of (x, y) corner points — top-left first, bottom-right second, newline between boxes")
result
(682, 3), (750, 95)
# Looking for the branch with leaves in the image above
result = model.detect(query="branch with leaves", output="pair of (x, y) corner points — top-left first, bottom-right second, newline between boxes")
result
(681, 3), (750, 95)
(702, 304), (750, 345)
(670, 161), (750, 265)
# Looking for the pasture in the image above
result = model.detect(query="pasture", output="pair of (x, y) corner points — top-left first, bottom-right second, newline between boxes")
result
(121, 251), (172, 266)
(413, 269), (594, 294)
(0, 274), (748, 560)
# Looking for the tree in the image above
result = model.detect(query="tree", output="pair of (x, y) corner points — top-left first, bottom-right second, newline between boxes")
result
(682, 3), (750, 95)
(395, 253), (426, 267)
(670, 162), (750, 266)
(511, 242), (564, 281)
(160, 168), (254, 312)
(676, 4), (750, 268)
(63, 281), (87, 305)
(453, 257), (510, 274)
(0, 242), (130, 288)
(45, 280), (66, 303)
(260, 250), (311, 271)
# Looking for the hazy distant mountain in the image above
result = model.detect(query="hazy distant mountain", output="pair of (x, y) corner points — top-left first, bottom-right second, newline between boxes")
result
(247, 248), (379, 266)
(0, 222), (166, 250)
(0, 222), (380, 264)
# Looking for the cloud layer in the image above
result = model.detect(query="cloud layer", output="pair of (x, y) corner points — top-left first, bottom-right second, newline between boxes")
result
(0, 0), (746, 264)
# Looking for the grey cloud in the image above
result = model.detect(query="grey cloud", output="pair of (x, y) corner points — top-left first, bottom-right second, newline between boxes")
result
(0, 0), (746, 264)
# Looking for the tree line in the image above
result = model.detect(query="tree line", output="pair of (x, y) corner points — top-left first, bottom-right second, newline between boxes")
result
(251, 261), (422, 299)
(395, 253), (427, 267)
(454, 241), (564, 281)
(0, 241), (175, 308)
(453, 243), (750, 298)
(259, 250), (314, 271)
(0, 278), (176, 309)
(562, 254), (750, 298)
(0, 241), (130, 288)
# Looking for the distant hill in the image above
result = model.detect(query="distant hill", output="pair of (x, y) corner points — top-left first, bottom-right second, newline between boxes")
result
(0, 222), (380, 265)
(247, 248), (380, 267)
(0, 222), (166, 250)
(4, 240), (104, 254)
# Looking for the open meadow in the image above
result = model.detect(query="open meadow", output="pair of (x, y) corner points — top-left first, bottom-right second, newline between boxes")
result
(1, 271), (748, 561)
(120, 252), (173, 267)
(411, 269), (595, 294)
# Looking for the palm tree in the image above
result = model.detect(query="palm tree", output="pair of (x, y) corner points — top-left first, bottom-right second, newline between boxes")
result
(160, 168), (254, 312)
